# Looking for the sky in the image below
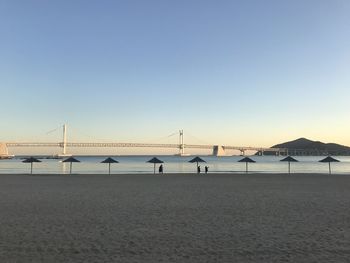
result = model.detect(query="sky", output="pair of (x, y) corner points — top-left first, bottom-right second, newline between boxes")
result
(1, 0), (350, 154)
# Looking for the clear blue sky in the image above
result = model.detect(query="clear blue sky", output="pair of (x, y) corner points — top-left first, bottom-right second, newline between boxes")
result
(1, 0), (350, 153)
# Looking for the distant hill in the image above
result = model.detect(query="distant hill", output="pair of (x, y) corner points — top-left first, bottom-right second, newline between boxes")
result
(269, 138), (350, 156)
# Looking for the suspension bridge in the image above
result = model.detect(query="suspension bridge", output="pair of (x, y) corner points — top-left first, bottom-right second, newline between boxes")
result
(0, 125), (288, 158)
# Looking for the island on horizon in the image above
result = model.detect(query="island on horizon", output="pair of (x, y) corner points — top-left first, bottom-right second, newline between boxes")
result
(262, 138), (350, 156)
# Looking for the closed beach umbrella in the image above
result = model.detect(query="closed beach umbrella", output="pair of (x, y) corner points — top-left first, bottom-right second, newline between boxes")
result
(238, 157), (256, 173)
(22, 157), (41, 174)
(189, 157), (206, 173)
(147, 157), (164, 174)
(280, 156), (298, 174)
(63, 157), (80, 174)
(319, 156), (339, 175)
(101, 157), (119, 175)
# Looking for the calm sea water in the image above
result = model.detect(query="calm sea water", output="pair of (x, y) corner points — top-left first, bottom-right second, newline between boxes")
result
(0, 155), (350, 174)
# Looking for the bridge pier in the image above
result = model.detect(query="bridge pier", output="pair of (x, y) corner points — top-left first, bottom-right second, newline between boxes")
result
(213, 146), (226, 156)
(0, 143), (13, 159)
(257, 150), (264, 156)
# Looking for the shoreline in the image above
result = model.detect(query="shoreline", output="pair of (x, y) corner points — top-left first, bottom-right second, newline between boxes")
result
(0, 172), (348, 176)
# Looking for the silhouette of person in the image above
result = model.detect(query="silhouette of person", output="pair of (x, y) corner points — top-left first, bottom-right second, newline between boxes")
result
(159, 164), (163, 174)
(205, 166), (209, 174)
(197, 165), (201, 174)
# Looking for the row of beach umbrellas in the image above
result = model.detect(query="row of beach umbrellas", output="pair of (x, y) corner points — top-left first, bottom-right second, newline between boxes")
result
(22, 156), (340, 175)
(237, 156), (339, 174)
(23, 156), (119, 175)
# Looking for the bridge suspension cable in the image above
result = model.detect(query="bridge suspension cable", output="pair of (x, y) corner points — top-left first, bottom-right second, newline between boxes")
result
(185, 131), (211, 145)
(46, 126), (62, 135)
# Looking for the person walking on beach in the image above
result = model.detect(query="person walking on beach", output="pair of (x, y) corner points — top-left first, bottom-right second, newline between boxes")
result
(205, 166), (209, 174)
(197, 165), (201, 174)
(159, 164), (163, 174)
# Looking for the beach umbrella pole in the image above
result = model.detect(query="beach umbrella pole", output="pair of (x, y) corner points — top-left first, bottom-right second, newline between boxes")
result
(288, 162), (291, 174)
(70, 163), (72, 174)
(109, 163), (111, 175)
(154, 163), (156, 174)
(329, 162), (331, 175)
(246, 162), (248, 173)
(31, 162), (33, 174)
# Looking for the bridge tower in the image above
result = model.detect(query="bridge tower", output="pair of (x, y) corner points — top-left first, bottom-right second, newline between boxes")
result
(179, 130), (184, 155)
(63, 124), (67, 155)
(58, 124), (71, 158)
(177, 130), (190, 156)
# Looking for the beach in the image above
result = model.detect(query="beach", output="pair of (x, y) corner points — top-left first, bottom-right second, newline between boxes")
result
(0, 173), (349, 262)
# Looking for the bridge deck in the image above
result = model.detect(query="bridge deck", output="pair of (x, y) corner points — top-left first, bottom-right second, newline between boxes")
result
(5, 142), (286, 152)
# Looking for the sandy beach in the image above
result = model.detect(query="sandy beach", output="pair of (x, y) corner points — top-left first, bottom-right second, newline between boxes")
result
(0, 173), (349, 262)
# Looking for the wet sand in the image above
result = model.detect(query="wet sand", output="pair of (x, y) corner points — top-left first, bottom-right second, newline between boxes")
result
(0, 173), (349, 262)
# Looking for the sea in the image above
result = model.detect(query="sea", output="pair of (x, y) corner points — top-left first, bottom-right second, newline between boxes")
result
(0, 155), (350, 174)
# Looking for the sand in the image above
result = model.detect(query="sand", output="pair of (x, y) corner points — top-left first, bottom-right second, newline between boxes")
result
(0, 173), (349, 262)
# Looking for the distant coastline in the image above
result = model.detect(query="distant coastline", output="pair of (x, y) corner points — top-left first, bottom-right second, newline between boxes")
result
(263, 138), (350, 156)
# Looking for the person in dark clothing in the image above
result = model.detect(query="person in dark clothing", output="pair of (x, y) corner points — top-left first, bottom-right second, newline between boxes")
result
(205, 166), (209, 174)
(159, 164), (163, 174)
(197, 165), (201, 174)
